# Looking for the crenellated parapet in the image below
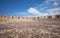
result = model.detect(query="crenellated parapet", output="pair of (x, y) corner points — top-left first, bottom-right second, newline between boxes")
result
(0, 15), (8, 22)
(0, 15), (60, 22)
(55, 15), (60, 20)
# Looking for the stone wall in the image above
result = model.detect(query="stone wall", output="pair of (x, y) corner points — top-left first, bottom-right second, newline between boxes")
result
(0, 15), (8, 22)
(0, 15), (60, 22)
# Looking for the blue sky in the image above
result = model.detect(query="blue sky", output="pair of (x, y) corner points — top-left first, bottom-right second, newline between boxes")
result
(0, 0), (60, 17)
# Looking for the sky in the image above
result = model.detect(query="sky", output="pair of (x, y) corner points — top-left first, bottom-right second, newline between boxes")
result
(0, 0), (60, 17)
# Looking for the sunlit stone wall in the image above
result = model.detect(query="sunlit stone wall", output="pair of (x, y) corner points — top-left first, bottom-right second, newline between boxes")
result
(0, 15), (8, 22)
(8, 16), (38, 22)
(9, 16), (16, 22)
(0, 15), (60, 22)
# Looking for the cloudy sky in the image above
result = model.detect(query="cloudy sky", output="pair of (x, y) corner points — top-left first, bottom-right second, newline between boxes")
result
(0, 0), (60, 17)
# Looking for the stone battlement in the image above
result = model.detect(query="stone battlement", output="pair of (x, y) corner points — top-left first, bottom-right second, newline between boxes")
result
(0, 15), (60, 22)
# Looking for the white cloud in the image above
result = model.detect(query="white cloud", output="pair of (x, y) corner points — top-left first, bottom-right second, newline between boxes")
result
(47, 8), (60, 15)
(47, 8), (60, 12)
(27, 8), (40, 16)
(27, 0), (60, 17)
(27, 7), (60, 17)
(45, 0), (59, 6)
(27, 7), (49, 16)
(27, 8), (40, 14)
(53, 2), (58, 6)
